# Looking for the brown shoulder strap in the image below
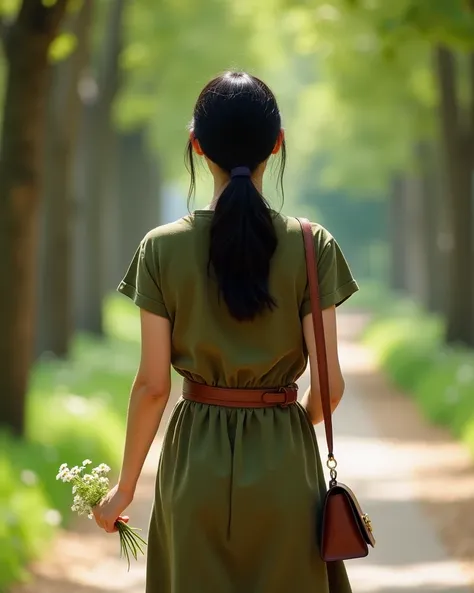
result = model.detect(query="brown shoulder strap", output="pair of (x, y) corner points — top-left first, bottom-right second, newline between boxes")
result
(296, 217), (334, 458)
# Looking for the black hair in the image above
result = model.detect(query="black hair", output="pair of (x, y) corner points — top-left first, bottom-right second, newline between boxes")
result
(185, 71), (286, 321)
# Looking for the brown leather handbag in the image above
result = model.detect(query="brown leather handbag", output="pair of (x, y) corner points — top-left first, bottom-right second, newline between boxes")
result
(297, 217), (376, 562)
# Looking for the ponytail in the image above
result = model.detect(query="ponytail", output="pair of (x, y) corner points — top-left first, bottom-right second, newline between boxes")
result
(186, 70), (286, 320)
(208, 177), (277, 321)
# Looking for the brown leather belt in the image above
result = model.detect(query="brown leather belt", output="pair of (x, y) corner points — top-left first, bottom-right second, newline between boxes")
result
(182, 378), (298, 408)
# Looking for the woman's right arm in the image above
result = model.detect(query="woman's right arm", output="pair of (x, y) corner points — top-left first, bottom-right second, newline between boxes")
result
(301, 305), (345, 425)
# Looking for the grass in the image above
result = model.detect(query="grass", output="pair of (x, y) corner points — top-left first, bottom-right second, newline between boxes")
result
(0, 294), (141, 591)
(363, 292), (474, 459)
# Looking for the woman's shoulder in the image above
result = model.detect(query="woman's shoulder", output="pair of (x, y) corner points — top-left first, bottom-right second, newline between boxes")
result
(271, 210), (334, 247)
(141, 215), (197, 245)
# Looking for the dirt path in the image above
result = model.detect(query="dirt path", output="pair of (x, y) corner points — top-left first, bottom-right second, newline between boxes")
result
(326, 313), (474, 593)
(13, 313), (474, 592)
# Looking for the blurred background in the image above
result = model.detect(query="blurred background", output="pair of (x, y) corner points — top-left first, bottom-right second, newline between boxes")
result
(1, 0), (474, 591)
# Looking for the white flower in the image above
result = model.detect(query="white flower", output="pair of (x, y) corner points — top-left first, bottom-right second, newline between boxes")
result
(56, 468), (73, 482)
(71, 493), (92, 516)
(61, 469), (74, 483)
(92, 463), (111, 476)
(56, 464), (70, 481)
(58, 459), (113, 521)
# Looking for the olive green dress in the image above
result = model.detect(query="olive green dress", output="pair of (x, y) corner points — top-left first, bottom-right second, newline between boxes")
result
(118, 210), (359, 593)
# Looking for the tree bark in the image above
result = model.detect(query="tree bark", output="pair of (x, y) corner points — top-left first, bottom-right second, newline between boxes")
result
(434, 46), (474, 345)
(415, 141), (445, 313)
(117, 129), (161, 274)
(421, 143), (450, 314)
(0, 0), (68, 435)
(388, 174), (409, 293)
(75, 0), (126, 335)
(403, 172), (428, 303)
(37, 0), (94, 358)
(103, 128), (121, 294)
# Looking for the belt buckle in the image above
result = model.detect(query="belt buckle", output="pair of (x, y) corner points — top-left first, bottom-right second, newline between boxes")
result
(262, 386), (289, 407)
(278, 386), (291, 407)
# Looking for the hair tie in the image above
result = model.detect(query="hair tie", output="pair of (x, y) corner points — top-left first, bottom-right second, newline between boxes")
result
(231, 166), (251, 178)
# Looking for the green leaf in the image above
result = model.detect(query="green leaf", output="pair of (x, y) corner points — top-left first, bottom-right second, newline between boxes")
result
(0, 0), (19, 17)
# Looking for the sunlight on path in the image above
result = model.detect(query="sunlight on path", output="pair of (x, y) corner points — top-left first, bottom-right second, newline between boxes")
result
(348, 561), (472, 592)
(317, 315), (474, 593)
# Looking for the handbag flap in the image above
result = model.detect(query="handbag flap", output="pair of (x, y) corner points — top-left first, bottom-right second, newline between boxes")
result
(327, 482), (375, 547)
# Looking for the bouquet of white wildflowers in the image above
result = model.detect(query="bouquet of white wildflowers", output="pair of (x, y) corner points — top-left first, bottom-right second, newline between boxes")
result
(56, 460), (146, 569)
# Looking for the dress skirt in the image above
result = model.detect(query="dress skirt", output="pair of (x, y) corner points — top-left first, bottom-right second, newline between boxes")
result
(145, 398), (352, 593)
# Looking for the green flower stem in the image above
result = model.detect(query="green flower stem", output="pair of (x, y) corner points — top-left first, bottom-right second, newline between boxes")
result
(121, 526), (145, 557)
(120, 527), (144, 556)
(116, 520), (147, 571)
(124, 525), (147, 546)
(120, 527), (139, 559)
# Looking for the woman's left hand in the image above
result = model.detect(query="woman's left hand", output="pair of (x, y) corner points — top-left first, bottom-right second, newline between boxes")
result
(93, 484), (134, 533)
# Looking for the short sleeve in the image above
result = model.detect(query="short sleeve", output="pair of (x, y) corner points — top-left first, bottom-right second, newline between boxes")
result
(300, 226), (359, 316)
(117, 235), (170, 319)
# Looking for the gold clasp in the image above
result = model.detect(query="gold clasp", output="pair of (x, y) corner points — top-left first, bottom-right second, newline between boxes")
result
(362, 514), (373, 533)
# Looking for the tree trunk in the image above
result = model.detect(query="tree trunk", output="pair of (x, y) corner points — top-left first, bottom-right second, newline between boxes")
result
(415, 141), (445, 313)
(0, 0), (68, 435)
(434, 46), (474, 345)
(388, 175), (409, 293)
(403, 172), (428, 303)
(117, 129), (161, 274)
(37, 0), (94, 358)
(103, 128), (121, 294)
(420, 143), (450, 314)
(75, 0), (126, 335)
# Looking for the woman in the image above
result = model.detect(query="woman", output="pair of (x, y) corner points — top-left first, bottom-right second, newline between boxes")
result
(94, 71), (358, 592)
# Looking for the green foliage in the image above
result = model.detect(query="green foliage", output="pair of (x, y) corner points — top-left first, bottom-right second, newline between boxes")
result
(105, 291), (141, 343)
(0, 296), (140, 590)
(116, 0), (262, 181)
(415, 350), (474, 435)
(378, 0), (474, 50)
(364, 312), (442, 390)
(283, 1), (435, 194)
(365, 303), (474, 458)
(49, 32), (77, 62)
(0, 0), (19, 17)
(274, 0), (473, 214)
(0, 438), (54, 589)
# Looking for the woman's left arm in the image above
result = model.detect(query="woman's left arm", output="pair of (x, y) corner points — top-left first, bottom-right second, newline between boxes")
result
(93, 309), (171, 533)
